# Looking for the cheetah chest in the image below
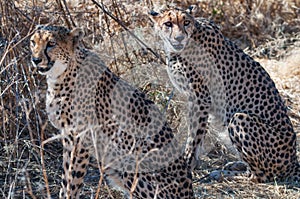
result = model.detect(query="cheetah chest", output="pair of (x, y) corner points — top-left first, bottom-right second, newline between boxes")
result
(167, 55), (228, 128)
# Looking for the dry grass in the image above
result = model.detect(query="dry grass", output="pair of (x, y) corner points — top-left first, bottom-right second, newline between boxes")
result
(0, 0), (299, 198)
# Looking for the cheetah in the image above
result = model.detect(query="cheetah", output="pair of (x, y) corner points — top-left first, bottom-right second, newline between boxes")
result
(30, 26), (194, 198)
(150, 6), (300, 183)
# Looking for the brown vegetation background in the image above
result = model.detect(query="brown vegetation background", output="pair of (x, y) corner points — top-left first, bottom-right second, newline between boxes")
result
(0, 0), (299, 198)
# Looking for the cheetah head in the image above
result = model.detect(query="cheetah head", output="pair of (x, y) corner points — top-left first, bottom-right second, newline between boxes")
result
(30, 26), (83, 76)
(150, 5), (197, 53)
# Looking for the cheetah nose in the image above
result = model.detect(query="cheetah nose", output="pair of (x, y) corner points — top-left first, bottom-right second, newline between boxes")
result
(175, 35), (184, 42)
(32, 57), (42, 65)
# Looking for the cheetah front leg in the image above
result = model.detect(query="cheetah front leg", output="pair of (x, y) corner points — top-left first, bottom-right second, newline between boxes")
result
(185, 82), (211, 169)
(228, 112), (298, 182)
(60, 133), (89, 199)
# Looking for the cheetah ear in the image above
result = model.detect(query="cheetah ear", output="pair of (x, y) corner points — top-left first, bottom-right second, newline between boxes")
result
(70, 27), (84, 47)
(149, 10), (159, 17)
(149, 10), (161, 22)
(186, 5), (198, 16)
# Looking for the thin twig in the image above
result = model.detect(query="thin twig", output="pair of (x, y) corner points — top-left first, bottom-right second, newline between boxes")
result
(10, 1), (33, 23)
(55, 0), (72, 29)
(0, 27), (35, 74)
(25, 168), (37, 199)
(40, 122), (51, 199)
(91, 0), (166, 65)
(61, 0), (76, 27)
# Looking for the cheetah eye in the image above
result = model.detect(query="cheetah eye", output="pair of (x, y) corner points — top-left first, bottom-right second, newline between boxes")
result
(164, 22), (173, 28)
(184, 20), (191, 26)
(47, 40), (56, 48)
